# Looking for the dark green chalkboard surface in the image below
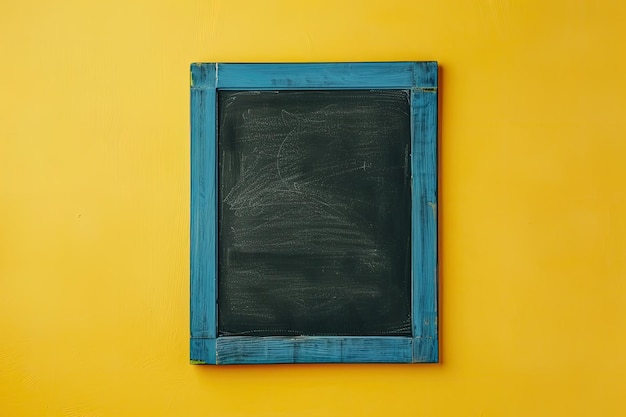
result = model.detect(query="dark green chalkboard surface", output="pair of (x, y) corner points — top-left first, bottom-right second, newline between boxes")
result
(218, 90), (412, 336)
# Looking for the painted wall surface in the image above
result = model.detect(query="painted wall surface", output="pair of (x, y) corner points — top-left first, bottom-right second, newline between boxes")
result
(1, 0), (625, 415)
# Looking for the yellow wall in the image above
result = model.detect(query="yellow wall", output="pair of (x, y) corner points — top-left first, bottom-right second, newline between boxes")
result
(2, 0), (626, 415)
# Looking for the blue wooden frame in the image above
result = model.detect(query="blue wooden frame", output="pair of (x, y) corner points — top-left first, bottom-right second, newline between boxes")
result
(190, 62), (438, 364)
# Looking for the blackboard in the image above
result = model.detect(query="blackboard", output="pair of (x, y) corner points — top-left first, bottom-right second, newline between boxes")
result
(190, 62), (438, 364)
(218, 90), (412, 336)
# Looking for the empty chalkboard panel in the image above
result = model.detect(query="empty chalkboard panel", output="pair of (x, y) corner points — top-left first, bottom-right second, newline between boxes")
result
(218, 90), (412, 336)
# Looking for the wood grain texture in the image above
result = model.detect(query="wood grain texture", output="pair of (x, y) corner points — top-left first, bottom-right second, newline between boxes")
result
(199, 62), (435, 90)
(191, 63), (216, 89)
(190, 62), (438, 364)
(411, 76), (439, 362)
(190, 338), (216, 365)
(412, 61), (438, 89)
(215, 336), (413, 364)
(190, 79), (217, 339)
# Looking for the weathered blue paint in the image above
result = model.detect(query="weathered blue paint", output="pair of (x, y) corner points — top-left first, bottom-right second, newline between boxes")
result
(411, 79), (439, 363)
(190, 63), (216, 89)
(190, 338), (216, 365)
(216, 337), (412, 365)
(190, 74), (217, 340)
(190, 62), (438, 364)
(412, 61), (438, 89)
(195, 62), (431, 90)
(413, 336), (438, 363)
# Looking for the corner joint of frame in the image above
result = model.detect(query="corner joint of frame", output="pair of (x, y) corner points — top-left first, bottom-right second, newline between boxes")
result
(413, 87), (438, 93)
(190, 63), (218, 89)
